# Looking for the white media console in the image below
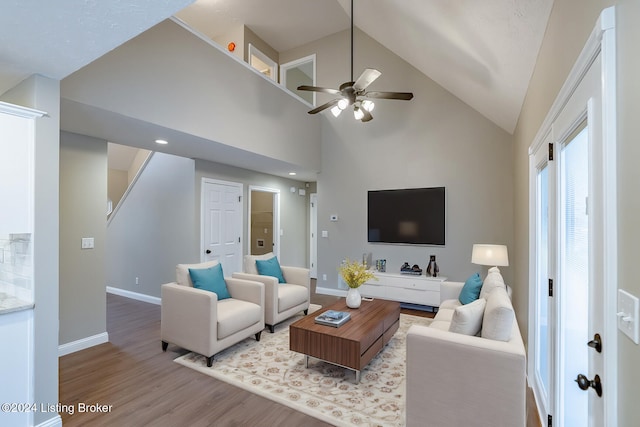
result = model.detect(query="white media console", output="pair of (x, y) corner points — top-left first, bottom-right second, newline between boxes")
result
(358, 272), (447, 307)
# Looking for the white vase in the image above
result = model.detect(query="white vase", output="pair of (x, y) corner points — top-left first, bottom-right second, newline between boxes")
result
(346, 287), (362, 308)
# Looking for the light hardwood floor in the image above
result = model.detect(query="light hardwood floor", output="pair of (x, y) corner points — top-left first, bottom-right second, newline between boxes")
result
(59, 282), (540, 426)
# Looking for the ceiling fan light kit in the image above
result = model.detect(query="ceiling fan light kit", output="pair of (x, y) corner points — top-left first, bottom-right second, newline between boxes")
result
(297, 0), (413, 123)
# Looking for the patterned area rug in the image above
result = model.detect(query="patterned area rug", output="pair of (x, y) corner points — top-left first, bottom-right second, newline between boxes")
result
(174, 311), (432, 427)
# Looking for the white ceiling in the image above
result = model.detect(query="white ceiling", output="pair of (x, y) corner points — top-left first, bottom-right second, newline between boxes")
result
(0, 0), (554, 179)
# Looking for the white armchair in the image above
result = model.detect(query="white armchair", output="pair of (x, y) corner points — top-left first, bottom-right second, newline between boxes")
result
(232, 253), (310, 333)
(161, 260), (265, 367)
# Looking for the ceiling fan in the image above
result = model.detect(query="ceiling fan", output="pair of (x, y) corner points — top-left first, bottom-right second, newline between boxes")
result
(297, 0), (413, 122)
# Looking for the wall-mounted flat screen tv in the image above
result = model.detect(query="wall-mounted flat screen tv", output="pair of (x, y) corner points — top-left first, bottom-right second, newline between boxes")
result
(367, 187), (445, 245)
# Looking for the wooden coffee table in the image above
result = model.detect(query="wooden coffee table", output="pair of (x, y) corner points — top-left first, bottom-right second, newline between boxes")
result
(289, 298), (400, 382)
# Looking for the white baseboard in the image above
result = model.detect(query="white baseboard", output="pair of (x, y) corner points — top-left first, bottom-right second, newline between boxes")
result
(107, 286), (161, 305)
(315, 286), (347, 297)
(58, 332), (109, 357)
(36, 415), (62, 427)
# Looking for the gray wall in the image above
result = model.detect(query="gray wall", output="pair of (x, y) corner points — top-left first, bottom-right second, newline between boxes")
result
(512, 0), (640, 424)
(59, 132), (107, 345)
(281, 29), (514, 289)
(195, 159), (311, 268)
(61, 18), (321, 174)
(107, 152), (197, 298)
(1, 75), (61, 426)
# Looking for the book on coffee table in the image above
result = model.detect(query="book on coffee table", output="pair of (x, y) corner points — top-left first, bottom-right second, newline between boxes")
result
(314, 310), (351, 327)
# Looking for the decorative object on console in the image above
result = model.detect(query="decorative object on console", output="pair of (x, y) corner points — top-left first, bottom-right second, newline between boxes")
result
(471, 244), (509, 273)
(426, 255), (439, 277)
(400, 262), (422, 275)
(339, 258), (377, 308)
(374, 259), (387, 272)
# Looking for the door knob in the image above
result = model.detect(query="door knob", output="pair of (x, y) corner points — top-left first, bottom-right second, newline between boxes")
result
(575, 374), (602, 397)
(588, 333), (602, 353)
(205, 249), (211, 254)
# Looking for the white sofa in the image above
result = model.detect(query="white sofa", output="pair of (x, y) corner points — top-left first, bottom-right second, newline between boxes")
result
(406, 276), (527, 427)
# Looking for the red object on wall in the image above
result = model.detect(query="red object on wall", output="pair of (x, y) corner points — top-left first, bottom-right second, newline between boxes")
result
(227, 42), (236, 52)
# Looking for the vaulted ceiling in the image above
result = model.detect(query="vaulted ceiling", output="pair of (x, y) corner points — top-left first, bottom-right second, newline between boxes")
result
(0, 0), (553, 134)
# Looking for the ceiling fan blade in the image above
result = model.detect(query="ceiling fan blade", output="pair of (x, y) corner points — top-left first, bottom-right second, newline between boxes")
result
(365, 91), (414, 100)
(308, 98), (340, 114)
(353, 68), (382, 92)
(297, 85), (341, 95)
(360, 108), (373, 122)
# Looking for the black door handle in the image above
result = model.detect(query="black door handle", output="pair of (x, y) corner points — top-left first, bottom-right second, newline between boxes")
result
(575, 374), (602, 397)
(205, 249), (211, 254)
(588, 333), (602, 353)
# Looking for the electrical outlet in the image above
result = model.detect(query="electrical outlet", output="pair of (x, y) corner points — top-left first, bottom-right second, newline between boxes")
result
(81, 237), (94, 249)
(135, 277), (139, 285)
(322, 274), (327, 281)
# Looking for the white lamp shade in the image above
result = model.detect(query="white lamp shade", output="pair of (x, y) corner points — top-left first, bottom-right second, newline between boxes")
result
(471, 244), (509, 267)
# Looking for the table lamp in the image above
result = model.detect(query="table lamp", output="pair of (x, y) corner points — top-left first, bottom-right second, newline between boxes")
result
(471, 244), (509, 273)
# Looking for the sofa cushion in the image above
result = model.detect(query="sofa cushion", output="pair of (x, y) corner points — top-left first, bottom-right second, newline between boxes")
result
(479, 267), (506, 299)
(243, 252), (276, 275)
(434, 307), (455, 322)
(449, 298), (486, 336)
(439, 299), (462, 311)
(188, 263), (231, 300)
(481, 286), (514, 341)
(256, 256), (286, 283)
(217, 299), (262, 339)
(459, 273), (483, 304)
(429, 320), (451, 331)
(277, 284), (308, 312)
(176, 260), (220, 287)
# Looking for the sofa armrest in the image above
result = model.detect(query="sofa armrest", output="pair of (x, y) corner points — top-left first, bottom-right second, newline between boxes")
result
(225, 277), (264, 308)
(406, 324), (526, 427)
(440, 281), (464, 304)
(280, 266), (310, 288)
(161, 282), (218, 354)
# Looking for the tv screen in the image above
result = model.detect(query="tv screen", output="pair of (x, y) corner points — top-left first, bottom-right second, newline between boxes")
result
(367, 187), (445, 245)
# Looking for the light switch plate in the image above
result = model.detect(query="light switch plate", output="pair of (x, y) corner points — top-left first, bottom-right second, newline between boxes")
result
(618, 289), (640, 344)
(81, 237), (94, 249)
(321, 230), (328, 238)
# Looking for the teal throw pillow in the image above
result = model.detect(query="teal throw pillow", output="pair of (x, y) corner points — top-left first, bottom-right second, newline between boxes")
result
(189, 263), (231, 300)
(255, 256), (286, 283)
(459, 272), (483, 305)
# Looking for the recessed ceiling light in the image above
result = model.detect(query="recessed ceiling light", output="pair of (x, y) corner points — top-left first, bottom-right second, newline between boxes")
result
(289, 172), (297, 176)
(155, 139), (168, 145)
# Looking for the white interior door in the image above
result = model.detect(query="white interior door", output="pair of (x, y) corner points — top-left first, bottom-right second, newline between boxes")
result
(202, 178), (243, 276)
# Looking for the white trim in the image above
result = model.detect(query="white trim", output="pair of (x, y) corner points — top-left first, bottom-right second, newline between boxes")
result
(248, 43), (277, 82)
(309, 193), (318, 278)
(106, 286), (161, 305)
(280, 54), (317, 106)
(247, 185), (281, 259)
(315, 286), (347, 298)
(107, 151), (153, 226)
(35, 415), (62, 427)
(527, 6), (617, 426)
(0, 100), (47, 118)
(58, 332), (109, 357)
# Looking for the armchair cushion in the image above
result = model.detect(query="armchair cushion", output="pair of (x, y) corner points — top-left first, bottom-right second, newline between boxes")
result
(176, 260), (220, 287)
(277, 284), (309, 312)
(243, 252), (277, 275)
(189, 263), (230, 300)
(255, 256), (285, 283)
(217, 298), (262, 340)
